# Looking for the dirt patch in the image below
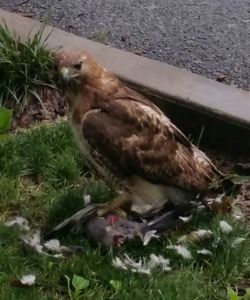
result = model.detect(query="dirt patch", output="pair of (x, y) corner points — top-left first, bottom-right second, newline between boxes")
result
(235, 182), (250, 223)
(208, 150), (250, 223)
(9, 88), (68, 132)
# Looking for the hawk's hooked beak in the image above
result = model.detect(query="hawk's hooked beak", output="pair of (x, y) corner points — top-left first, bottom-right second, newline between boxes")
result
(60, 67), (71, 81)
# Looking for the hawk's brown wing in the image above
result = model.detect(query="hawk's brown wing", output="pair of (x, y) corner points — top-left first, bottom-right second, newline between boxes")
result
(82, 97), (220, 192)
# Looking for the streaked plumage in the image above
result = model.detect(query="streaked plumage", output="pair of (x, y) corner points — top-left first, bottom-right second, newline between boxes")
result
(54, 50), (223, 217)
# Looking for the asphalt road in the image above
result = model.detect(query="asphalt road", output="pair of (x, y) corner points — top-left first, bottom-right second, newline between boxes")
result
(1, 0), (250, 90)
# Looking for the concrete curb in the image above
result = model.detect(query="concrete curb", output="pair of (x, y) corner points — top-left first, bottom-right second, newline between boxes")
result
(0, 9), (249, 130)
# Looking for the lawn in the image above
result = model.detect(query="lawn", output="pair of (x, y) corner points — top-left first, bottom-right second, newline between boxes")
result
(0, 121), (249, 300)
(0, 20), (249, 300)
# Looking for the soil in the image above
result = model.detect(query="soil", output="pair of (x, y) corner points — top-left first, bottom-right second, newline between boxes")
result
(208, 151), (250, 223)
(9, 88), (68, 132)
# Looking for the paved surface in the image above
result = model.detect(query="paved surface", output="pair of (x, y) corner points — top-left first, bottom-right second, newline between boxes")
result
(1, 0), (250, 90)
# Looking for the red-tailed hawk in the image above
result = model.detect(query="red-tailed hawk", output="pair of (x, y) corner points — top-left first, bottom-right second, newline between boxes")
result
(54, 50), (223, 218)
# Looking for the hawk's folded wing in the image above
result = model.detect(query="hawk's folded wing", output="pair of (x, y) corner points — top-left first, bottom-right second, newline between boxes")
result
(82, 96), (220, 192)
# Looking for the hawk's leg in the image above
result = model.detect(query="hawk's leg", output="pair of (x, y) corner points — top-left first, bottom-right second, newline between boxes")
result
(97, 194), (129, 218)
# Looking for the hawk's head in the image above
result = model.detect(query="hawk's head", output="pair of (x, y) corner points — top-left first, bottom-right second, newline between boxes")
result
(54, 50), (122, 109)
(54, 50), (101, 85)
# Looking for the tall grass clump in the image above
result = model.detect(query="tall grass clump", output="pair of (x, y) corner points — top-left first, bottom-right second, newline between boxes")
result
(0, 22), (56, 111)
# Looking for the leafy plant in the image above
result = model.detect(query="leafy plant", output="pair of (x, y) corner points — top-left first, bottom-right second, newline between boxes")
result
(109, 279), (122, 292)
(228, 287), (250, 300)
(65, 274), (89, 300)
(91, 30), (110, 43)
(0, 107), (12, 134)
(0, 21), (56, 111)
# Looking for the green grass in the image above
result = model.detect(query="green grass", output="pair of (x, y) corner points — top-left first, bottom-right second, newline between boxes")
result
(91, 30), (110, 43)
(0, 22), (55, 111)
(0, 122), (249, 300)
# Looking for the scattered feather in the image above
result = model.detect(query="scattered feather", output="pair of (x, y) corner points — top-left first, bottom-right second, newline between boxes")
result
(179, 215), (193, 223)
(130, 267), (151, 275)
(112, 257), (128, 270)
(124, 254), (143, 269)
(83, 194), (91, 206)
(177, 235), (188, 243)
(178, 229), (212, 243)
(194, 229), (213, 238)
(5, 215), (76, 258)
(43, 240), (75, 257)
(112, 253), (171, 275)
(215, 194), (224, 203)
(197, 249), (212, 256)
(232, 207), (244, 221)
(232, 237), (245, 247)
(20, 274), (36, 286)
(219, 221), (233, 234)
(147, 254), (171, 271)
(197, 204), (206, 213)
(167, 245), (192, 260)
(212, 236), (221, 248)
(207, 194), (224, 205)
(4, 216), (30, 231)
(134, 267), (151, 275)
(140, 230), (160, 246)
(51, 253), (65, 258)
(44, 239), (61, 252)
(21, 230), (43, 254)
(21, 231), (70, 257)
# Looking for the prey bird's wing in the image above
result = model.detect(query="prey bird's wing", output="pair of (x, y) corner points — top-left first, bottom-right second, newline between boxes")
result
(143, 210), (181, 233)
(47, 204), (99, 238)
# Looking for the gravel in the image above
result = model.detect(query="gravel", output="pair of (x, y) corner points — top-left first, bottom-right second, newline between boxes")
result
(1, 0), (250, 90)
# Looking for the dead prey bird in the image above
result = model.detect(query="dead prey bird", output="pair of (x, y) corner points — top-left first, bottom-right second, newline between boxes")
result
(47, 204), (182, 248)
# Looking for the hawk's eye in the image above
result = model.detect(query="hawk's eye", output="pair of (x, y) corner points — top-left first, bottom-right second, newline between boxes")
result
(72, 62), (82, 70)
